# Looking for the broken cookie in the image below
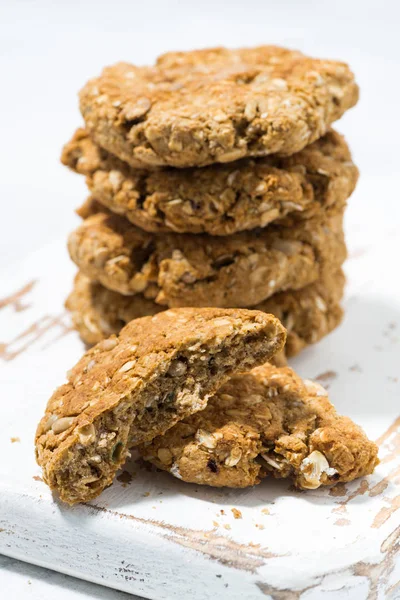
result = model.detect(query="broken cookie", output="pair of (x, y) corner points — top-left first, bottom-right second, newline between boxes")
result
(139, 363), (378, 489)
(35, 308), (285, 504)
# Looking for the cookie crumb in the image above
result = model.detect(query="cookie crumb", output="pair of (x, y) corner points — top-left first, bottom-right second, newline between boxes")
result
(315, 370), (337, 383)
(224, 524), (231, 530)
(261, 508), (270, 515)
(335, 518), (350, 526)
(32, 475), (43, 482)
(231, 508), (242, 519)
(116, 470), (134, 485)
(213, 521), (219, 528)
(255, 524), (265, 530)
(10, 437), (20, 443)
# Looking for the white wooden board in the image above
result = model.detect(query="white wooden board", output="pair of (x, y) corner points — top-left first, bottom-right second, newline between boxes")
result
(0, 178), (399, 599)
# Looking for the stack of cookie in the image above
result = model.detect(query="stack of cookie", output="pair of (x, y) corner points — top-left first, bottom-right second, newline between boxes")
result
(62, 46), (359, 357)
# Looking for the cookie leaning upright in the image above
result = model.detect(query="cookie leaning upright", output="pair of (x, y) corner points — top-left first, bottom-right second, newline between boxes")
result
(79, 46), (358, 169)
(35, 308), (285, 504)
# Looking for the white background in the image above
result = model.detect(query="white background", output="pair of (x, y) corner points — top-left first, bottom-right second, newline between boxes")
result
(1, 0), (399, 598)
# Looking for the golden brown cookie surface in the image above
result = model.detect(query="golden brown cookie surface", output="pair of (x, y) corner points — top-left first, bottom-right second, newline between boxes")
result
(79, 46), (358, 169)
(68, 206), (346, 306)
(62, 128), (358, 236)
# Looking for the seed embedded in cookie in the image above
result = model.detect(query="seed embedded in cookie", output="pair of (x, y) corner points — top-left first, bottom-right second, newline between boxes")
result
(79, 46), (358, 169)
(139, 364), (378, 489)
(61, 128), (358, 236)
(67, 206), (346, 307)
(35, 308), (286, 504)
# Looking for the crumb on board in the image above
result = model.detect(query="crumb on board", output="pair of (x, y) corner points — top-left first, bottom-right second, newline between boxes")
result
(32, 475), (43, 482)
(261, 508), (270, 515)
(231, 508), (242, 519)
(224, 524), (231, 530)
(315, 370), (337, 383)
(116, 470), (134, 485)
(335, 518), (351, 526)
(220, 509), (225, 515)
(143, 492), (150, 497)
(349, 364), (362, 373)
(213, 521), (219, 528)
(10, 437), (20, 443)
(255, 524), (265, 530)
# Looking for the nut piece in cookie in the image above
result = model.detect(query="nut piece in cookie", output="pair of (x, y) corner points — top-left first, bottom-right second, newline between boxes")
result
(139, 364), (378, 489)
(79, 46), (358, 168)
(61, 128), (358, 236)
(35, 308), (286, 504)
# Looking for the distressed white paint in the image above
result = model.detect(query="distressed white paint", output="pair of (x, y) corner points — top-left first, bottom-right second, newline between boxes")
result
(0, 183), (399, 599)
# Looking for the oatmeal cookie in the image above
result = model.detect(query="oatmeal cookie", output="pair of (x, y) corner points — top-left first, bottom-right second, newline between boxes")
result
(35, 308), (285, 504)
(67, 207), (346, 306)
(79, 46), (358, 168)
(139, 364), (378, 489)
(62, 128), (357, 235)
(66, 268), (344, 354)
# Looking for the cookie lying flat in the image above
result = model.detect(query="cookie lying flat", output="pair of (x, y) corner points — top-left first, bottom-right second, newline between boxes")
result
(62, 128), (358, 236)
(139, 364), (378, 489)
(35, 308), (285, 504)
(68, 207), (346, 307)
(79, 46), (358, 169)
(66, 268), (344, 355)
